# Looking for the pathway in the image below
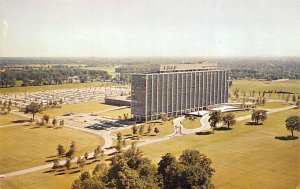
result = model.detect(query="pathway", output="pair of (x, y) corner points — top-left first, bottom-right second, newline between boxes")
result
(1, 105), (296, 178)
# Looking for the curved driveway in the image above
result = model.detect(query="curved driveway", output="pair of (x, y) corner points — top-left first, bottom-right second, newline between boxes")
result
(2, 105), (296, 178)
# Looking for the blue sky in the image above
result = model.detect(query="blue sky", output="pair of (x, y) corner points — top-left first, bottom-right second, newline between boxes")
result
(0, 0), (300, 57)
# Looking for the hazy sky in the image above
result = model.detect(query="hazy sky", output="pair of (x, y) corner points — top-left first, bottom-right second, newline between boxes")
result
(0, 0), (300, 57)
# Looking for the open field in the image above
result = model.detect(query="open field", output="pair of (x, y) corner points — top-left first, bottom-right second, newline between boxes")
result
(37, 100), (117, 118)
(0, 113), (28, 126)
(0, 81), (115, 95)
(0, 126), (104, 173)
(98, 108), (131, 119)
(183, 117), (201, 129)
(231, 110), (252, 118)
(260, 101), (290, 109)
(111, 120), (175, 139)
(85, 67), (117, 76)
(0, 158), (107, 189)
(230, 80), (300, 99)
(140, 108), (300, 189)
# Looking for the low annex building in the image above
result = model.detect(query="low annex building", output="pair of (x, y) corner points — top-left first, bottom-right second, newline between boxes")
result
(131, 62), (229, 121)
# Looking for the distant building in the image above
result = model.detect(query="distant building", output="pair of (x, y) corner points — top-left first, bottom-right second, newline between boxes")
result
(105, 96), (131, 106)
(131, 63), (229, 121)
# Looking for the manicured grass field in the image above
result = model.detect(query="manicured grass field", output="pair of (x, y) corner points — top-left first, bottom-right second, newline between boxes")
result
(140, 108), (300, 189)
(0, 81), (115, 95)
(99, 108), (131, 119)
(38, 100), (117, 118)
(230, 80), (300, 99)
(0, 113), (28, 126)
(259, 101), (290, 109)
(0, 158), (106, 189)
(231, 110), (252, 118)
(182, 118), (201, 129)
(111, 120), (175, 139)
(0, 126), (104, 173)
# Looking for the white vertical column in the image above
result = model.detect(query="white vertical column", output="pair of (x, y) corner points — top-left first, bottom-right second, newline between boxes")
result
(145, 75), (148, 122)
(220, 71), (223, 104)
(185, 73), (188, 112)
(162, 74), (164, 113)
(181, 73), (183, 115)
(151, 74), (154, 120)
(157, 74), (159, 114)
(176, 73), (179, 116)
(171, 74), (174, 116)
(166, 74), (169, 115)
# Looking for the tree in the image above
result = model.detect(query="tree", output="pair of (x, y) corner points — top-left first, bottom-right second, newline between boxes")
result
(208, 111), (222, 130)
(24, 102), (43, 121)
(70, 141), (76, 152)
(84, 152), (89, 160)
(117, 132), (123, 142)
(52, 119), (57, 127)
(57, 144), (65, 157)
(42, 114), (50, 123)
(158, 150), (215, 189)
(59, 120), (64, 127)
(285, 116), (300, 137)
(251, 110), (267, 125)
(222, 112), (236, 129)
(7, 105), (11, 113)
(161, 112), (167, 122)
(292, 95), (296, 102)
(77, 157), (86, 171)
(139, 124), (145, 136)
(93, 146), (104, 160)
(147, 124), (152, 135)
(131, 124), (138, 135)
(115, 141), (123, 153)
(65, 158), (72, 170)
(52, 158), (60, 169)
(92, 163), (108, 176)
(296, 101), (300, 109)
(66, 141), (76, 159)
(154, 127), (159, 135)
(152, 112), (158, 120)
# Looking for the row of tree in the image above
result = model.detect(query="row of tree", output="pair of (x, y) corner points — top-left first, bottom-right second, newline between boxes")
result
(0, 66), (110, 87)
(52, 142), (105, 172)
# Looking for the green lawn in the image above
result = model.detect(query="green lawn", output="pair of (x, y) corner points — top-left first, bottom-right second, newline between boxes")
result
(38, 100), (117, 118)
(0, 113), (28, 126)
(230, 80), (300, 100)
(111, 120), (175, 140)
(0, 81), (115, 95)
(140, 108), (300, 189)
(99, 108), (131, 119)
(0, 158), (106, 189)
(230, 110), (252, 118)
(183, 118), (201, 129)
(259, 101), (290, 109)
(0, 126), (104, 173)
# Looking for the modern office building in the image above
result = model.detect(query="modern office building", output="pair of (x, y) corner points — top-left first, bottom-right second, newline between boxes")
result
(131, 63), (229, 121)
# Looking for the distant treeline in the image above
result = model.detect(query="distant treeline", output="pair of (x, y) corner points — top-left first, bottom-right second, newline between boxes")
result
(1, 57), (300, 82)
(217, 58), (300, 80)
(0, 65), (110, 88)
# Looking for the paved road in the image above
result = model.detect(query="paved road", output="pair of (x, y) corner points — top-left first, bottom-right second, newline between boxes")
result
(1, 105), (296, 178)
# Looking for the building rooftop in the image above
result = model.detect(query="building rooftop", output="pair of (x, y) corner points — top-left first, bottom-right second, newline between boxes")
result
(149, 62), (218, 73)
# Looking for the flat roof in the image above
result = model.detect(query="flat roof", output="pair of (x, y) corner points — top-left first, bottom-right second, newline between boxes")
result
(150, 62), (218, 73)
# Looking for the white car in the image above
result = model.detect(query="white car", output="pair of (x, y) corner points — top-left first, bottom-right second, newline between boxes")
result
(0, 174), (5, 178)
